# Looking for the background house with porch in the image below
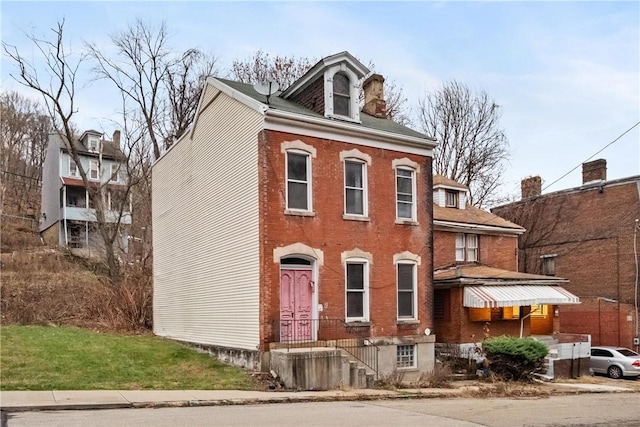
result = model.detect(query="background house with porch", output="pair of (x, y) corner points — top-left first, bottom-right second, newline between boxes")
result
(152, 52), (438, 389)
(40, 129), (131, 256)
(492, 159), (640, 351)
(431, 175), (585, 377)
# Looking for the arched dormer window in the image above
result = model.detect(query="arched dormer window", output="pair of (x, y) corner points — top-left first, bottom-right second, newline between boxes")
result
(324, 65), (361, 123)
(333, 73), (351, 117)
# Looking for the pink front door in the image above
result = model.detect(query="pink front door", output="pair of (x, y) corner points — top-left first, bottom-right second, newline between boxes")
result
(280, 269), (313, 342)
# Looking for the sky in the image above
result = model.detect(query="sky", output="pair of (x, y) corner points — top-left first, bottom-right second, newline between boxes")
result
(2, 1), (639, 200)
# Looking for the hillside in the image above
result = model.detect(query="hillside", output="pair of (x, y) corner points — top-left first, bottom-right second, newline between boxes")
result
(1, 222), (151, 332)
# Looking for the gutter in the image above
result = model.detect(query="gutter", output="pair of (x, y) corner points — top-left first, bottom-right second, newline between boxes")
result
(264, 108), (437, 153)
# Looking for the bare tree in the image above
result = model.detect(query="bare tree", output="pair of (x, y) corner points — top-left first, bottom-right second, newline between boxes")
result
(0, 91), (51, 218)
(418, 80), (509, 208)
(87, 20), (217, 159)
(230, 52), (412, 125)
(229, 50), (315, 90)
(165, 49), (217, 146)
(3, 20), (135, 284)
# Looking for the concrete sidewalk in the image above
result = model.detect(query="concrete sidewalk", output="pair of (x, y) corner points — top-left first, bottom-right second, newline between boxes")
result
(0, 382), (635, 412)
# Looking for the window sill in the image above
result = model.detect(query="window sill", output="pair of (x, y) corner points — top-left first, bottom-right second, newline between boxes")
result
(397, 366), (418, 371)
(343, 214), (370, 222)
(397, 319), (420, 325)
(284, 209), (315, 217)
(395, 219), (419, 226)
(345, 321), (371, 327)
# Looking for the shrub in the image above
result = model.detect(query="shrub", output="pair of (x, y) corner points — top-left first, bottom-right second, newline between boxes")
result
(481, 336), (548, 381)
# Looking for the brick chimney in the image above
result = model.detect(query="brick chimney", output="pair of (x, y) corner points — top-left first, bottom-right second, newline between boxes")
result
(521, 176), (542, 199)
(112, 130), (121, 146)
(582, 159), (606, 184)
(362, 74), (387, 118)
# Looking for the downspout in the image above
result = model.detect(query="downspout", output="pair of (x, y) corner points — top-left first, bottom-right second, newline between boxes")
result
(520, 305), (542, 338)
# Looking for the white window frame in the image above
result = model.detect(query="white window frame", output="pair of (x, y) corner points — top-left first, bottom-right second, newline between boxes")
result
(88, 137), (99, 153)
(285, 149), (312, 213)
(456, 233), (479, 262)
(323, 65), (361, 123)
(69, 158), (78, 177)
(395, 167), (416, 221)
(397, 261), (417, 320)
(466, 234), (478, 262)
(89, 159), (99, 181)
(344, 160), (367, 217)
(396, 344), (416, 369)
(455, 234), (466, 261)
(345, 258), (369, 322)
(110, 163), (120, 183)
(445, 190), (458, 208)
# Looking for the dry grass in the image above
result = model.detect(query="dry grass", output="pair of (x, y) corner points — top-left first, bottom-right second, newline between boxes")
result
(1, 248), (152, 333)
(461, 380), (553, 398)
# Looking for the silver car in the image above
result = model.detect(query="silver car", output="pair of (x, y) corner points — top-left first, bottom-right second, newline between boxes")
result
(590, 346), (640, 379)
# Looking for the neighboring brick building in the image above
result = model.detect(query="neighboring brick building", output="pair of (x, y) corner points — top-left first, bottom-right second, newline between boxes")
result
(493, 160), (640, 350)
(152, 52), (438, 387)
(432, 175), (580, 351)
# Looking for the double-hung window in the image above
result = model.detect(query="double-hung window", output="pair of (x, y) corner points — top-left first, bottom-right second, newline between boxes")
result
(456, 233), (478, 262)
(396, 168), (415, 220)
(445, 190), (458, 208)
(89, 160), (99, 180)
(345, 160), (366, 216)
(345, 260), (369, 321)
(333, 73), (351, 117)
(286, 151), (311, 211)
(397, 262), (417, 320)
(110, 164), (120, 183)
(69, 159), (78, 177)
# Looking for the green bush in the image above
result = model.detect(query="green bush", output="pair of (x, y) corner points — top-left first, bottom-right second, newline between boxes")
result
(482, 336), (548, 362)
(481, 336), (549, 381)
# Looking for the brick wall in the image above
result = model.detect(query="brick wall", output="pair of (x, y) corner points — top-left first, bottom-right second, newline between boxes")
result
(493, 178), (640, 347)
(258, 130), (433, 347)
(434, 288), (529, 343)
(434, 230), (518, 270)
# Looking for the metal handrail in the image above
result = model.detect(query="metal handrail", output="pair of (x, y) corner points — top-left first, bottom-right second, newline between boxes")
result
(266, 318), (379, 378)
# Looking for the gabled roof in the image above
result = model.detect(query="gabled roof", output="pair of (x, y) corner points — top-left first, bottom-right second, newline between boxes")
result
(57, 136), (124, 160)
(217, 78), (433, 141)
(280, 51), (369, 98)
(434, 204), (524, 232)
(434, 264), (568, 285)
(433, 175), (468, 190)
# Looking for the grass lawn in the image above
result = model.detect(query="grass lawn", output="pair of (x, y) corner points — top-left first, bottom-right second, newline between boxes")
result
(0, 325), (255, 391)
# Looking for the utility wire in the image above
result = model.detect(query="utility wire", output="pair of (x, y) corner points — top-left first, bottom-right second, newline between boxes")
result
(542, 121), (640, 191)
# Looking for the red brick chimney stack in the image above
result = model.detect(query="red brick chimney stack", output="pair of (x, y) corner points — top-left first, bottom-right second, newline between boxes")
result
(362, 74), (387, 118)
(582, 159), (607, 184)
(521, 176), (542, 199)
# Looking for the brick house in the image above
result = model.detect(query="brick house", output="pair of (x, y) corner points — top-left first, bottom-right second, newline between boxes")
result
(492, 160), (640, 350)
(431, 175), (580, 356)
(40, 129), (131, 256)
(152, 52), (438, 388)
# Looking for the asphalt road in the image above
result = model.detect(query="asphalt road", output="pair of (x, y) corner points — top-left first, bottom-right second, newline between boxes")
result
(4, 393), (640, 427)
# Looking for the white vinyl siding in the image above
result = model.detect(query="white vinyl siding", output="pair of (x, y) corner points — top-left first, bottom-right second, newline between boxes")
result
(152, 86), (262, 350)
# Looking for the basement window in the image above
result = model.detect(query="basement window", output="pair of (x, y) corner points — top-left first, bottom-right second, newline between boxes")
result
(396, 345), (416, 369)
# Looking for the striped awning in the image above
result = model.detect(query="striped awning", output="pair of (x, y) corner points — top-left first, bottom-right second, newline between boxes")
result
(463, 285), (580, 308)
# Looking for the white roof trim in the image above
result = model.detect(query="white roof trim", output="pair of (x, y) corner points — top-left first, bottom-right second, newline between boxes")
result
(282, 51), (369, 99)
(464, 285), (580, 308)
(265, 108), (436, 155)
(434, 220), (525, 235)
(206, 77), (269, 115)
